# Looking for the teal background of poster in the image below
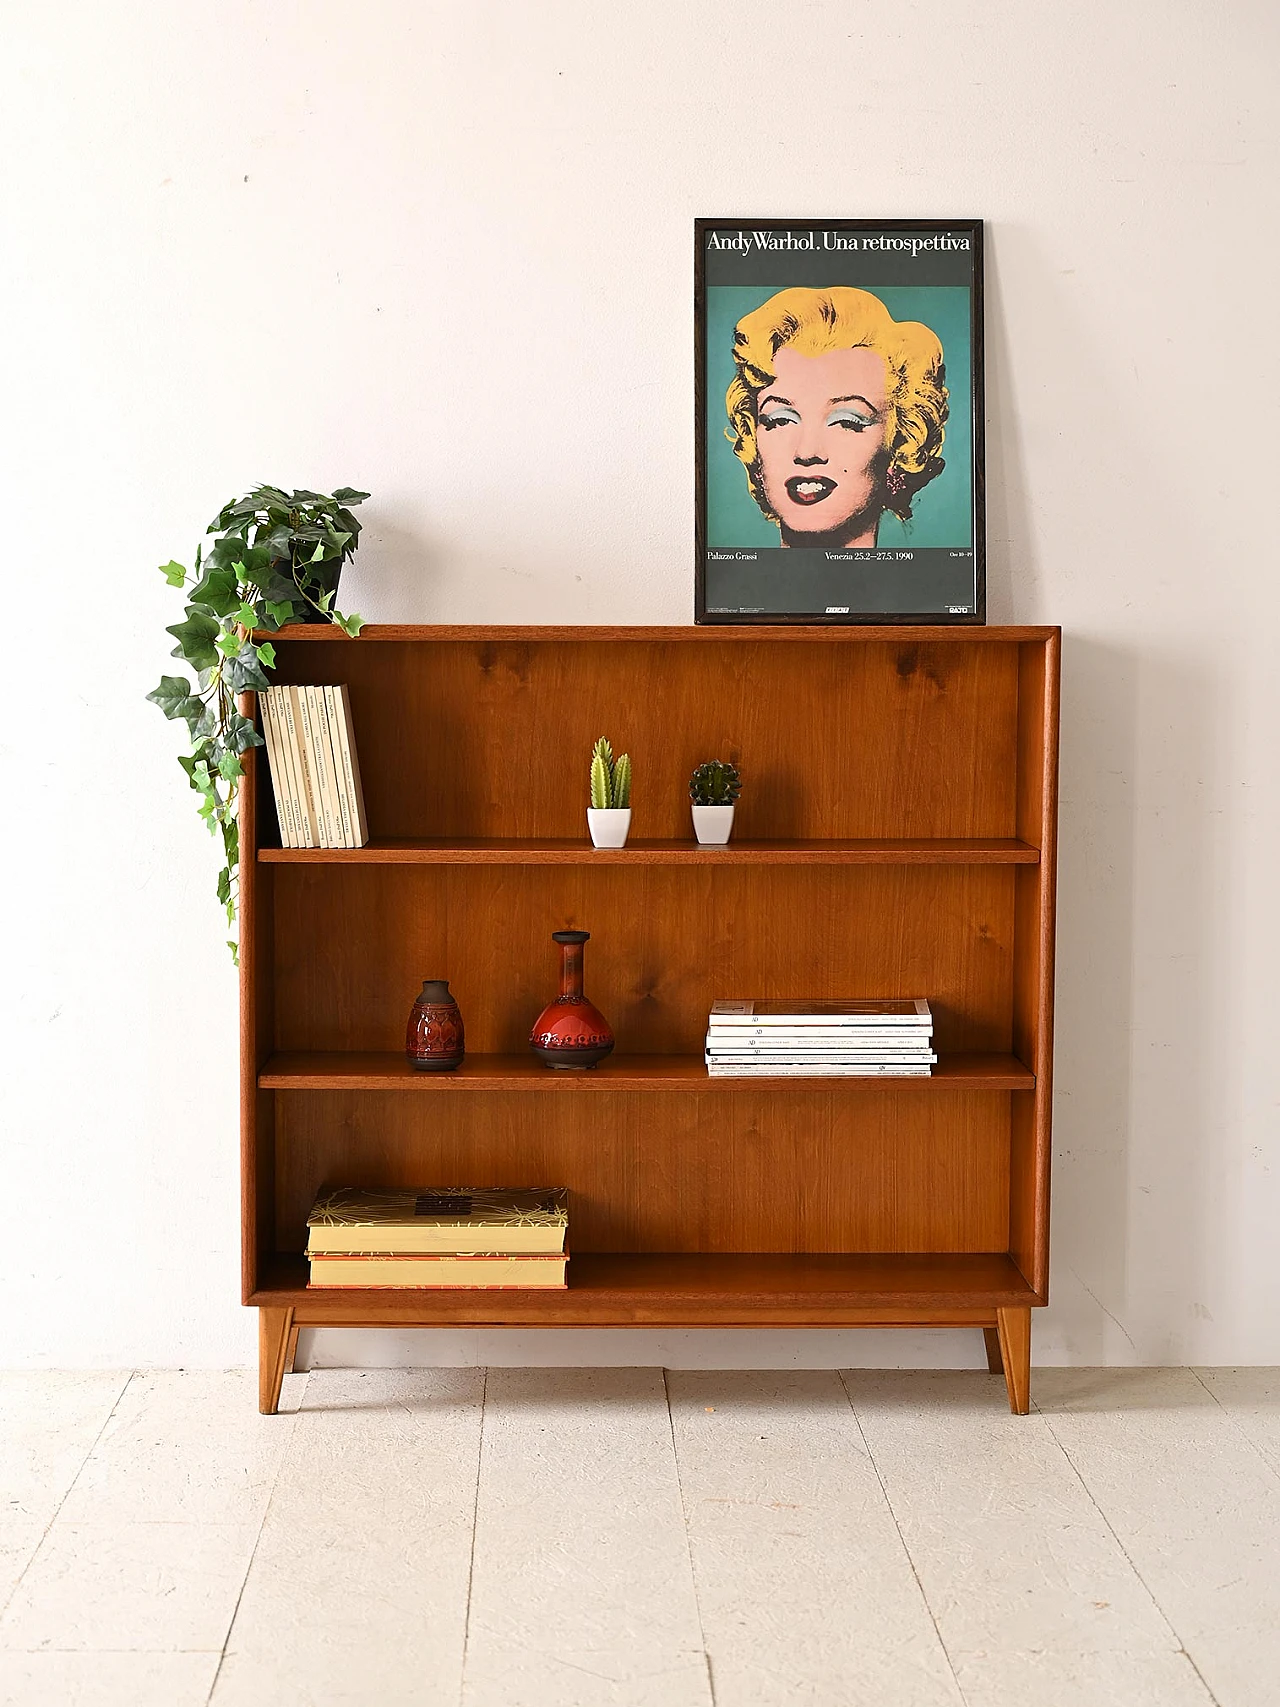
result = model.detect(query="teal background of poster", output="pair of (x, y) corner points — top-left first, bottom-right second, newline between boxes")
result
(705, 285), (974, 550)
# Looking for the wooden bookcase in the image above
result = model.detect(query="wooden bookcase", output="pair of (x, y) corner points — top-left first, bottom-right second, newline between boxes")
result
(241, 625), (1059, 1414)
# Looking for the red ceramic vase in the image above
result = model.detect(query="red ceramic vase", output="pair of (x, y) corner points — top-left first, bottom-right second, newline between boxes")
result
(529, 930), (614, 1069)
(405, 979), (465, 1071)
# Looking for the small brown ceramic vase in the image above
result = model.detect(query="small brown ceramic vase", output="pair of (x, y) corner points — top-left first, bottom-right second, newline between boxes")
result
(529, 930), (614, 1069)
(405, 979), (465, 1071)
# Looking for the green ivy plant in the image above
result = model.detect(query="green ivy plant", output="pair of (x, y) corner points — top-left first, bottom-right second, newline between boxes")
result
(147, 485), (369, 960)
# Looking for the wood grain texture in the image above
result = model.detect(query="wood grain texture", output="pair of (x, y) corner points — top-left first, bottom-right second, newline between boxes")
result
(260, 836), (1040, 866)
(271, 1087), (1011, 1256)
(997, 1303), (1032, 1414)
(238, 696), (276, 1305)
(253, 1252), (1032, 1323)
(259, 1051), (1034, 1091)
(240, 627), (1059, 1342)
(270, 864), (1017, 1056)
(1010, 634), (1060, 1296)
(265, 637), (1020, 843)
(983, 1325), (1003, 1373)
(257, 1307), (293, 1415)
(262, 624), (1059, 644)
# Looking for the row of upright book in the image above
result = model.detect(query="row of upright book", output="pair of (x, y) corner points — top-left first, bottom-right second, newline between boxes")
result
(305, 1187), (569, 1288)
(259, 684), (369, 849)
(704, 999), (936, 1076)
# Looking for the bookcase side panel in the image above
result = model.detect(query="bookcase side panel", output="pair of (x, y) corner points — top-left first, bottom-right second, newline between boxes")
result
(239, 708), (278, 1301)
(1009, 636), (1059, 1296)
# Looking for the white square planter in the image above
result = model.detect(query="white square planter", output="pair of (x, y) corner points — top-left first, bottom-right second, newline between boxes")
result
(587, 807), (631, 848)
(691, 804), (735, 845)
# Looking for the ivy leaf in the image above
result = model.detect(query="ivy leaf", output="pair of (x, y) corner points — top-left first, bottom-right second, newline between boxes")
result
(263, 600), (294, 628)
(233, 602), (259, 630)
(188, 564), (241, 618)
(160, 560), (188, 587)
(147, 675), (196, 718)
(217, 749), (243, 781)
(224, 646), (271, 695)
(256, 640), (276, 669)
(224, 711), (264, 754)
(216, 630), (243, 659)
(216, 867), (231, 906)
(335, 612), (365, 639)
(166, 609), (220, 672)
(331, 487), (370, 506)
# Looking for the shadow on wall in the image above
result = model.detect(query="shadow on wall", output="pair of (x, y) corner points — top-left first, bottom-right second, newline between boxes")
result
(340, 516), (439, 624)
(1051, 638), (1217, 1362)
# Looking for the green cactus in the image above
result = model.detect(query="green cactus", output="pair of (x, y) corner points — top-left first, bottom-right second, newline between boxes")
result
(590, 749), (611, 809)
(689, 759), (742, 806)
(589, 735), (631, 809)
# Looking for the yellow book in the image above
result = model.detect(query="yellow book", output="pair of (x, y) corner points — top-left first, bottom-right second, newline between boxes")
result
(307, 1252), (568, 1289)
(306, 1187), (568, 1255)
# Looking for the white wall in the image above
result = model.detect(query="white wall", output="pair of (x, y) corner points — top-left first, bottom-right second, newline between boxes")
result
(2, 0), (1276, 1369)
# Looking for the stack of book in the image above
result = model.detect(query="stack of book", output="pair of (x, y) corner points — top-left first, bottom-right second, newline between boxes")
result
(704, 999), (936, 1077)
(305, 1186), (569, 1288)
(259, 684), (369, 849)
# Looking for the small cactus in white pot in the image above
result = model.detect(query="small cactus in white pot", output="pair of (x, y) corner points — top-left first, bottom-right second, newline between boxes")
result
(587, 737), (632, 847)
(689, 759), (741, 845)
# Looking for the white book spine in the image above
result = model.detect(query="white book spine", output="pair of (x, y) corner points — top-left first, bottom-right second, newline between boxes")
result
(266, 689), (305, 847)
(322, 685), (355, 847)
(284, 685), (320, 847)
(302, 687), (342, 848)
(332, 684), (369, 846)
(258, 691), (295, 847)
(706, 1065), (932, 1077)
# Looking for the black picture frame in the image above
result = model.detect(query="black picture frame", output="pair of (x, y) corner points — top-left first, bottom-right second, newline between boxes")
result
(695, 218), (985, 625)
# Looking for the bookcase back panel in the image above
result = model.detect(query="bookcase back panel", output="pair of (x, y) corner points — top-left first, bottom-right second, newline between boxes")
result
(272, 1090), (1011, 1256)
(268, 638), (1020, 842)
(271, 864), (1016, 1056)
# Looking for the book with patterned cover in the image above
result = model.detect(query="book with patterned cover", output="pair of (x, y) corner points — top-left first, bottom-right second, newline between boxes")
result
(306, 1187), (568, 1254)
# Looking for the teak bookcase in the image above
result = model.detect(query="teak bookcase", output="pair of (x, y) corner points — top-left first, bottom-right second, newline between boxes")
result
(241, 625), (1059, 1414)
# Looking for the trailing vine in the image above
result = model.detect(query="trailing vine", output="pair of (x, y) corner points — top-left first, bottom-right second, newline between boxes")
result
(148, 485), (368, 960)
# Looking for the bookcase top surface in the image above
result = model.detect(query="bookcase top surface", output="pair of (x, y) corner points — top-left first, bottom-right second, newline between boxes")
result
(266, 623), (1059, 645)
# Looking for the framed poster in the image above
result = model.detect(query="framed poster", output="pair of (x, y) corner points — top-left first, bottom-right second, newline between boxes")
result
(695, 218), (984, 624)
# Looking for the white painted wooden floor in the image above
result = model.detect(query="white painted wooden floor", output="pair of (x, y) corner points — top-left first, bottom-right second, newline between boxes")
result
(2, 1368), (1278, 1707)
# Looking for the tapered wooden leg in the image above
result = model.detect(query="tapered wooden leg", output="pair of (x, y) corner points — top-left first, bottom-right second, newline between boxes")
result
(285, 1322), (301, 1374)
(258, 1307), (294, 1415)
(995, 1305), (1032, 1415)
(983, 1326), (1003, 1373)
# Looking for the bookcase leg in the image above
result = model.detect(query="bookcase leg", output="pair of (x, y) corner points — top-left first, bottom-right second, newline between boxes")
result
(285, 1322), (301, 1374)
(995, 1306), (1032, 1415)
(259, 1307), (294, 1415)
(982, 1326), (1003, 1374)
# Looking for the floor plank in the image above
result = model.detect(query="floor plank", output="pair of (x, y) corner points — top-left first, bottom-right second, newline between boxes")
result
(667, 1370), (962, 1706)
(1037, 1368), (1280, 1707)
(950, 1649), (1216, 1705)
(0, 1371), (129, 1614)
(462, 1368), (711, 1707)
(844, 1371), (1178, 1659)
(1195, 1366), (1280, 1483)
(211, 1368), (484, 1707)
(0, 1650), (220, 1707)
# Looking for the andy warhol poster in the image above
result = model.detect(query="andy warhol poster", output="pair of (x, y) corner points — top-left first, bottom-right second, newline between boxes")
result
(695, 219), (985, 623)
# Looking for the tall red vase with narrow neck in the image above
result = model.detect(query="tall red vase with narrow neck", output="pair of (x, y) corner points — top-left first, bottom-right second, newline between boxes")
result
(529, 930), (615, 1069)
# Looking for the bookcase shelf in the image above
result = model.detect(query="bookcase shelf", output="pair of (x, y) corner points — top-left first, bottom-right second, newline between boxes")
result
(252, 1252), (1039, 1321)
(259, 837), (1041, 866)
(259, 1051), (1035, 1092)
(241, 624), (1058, 1416)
